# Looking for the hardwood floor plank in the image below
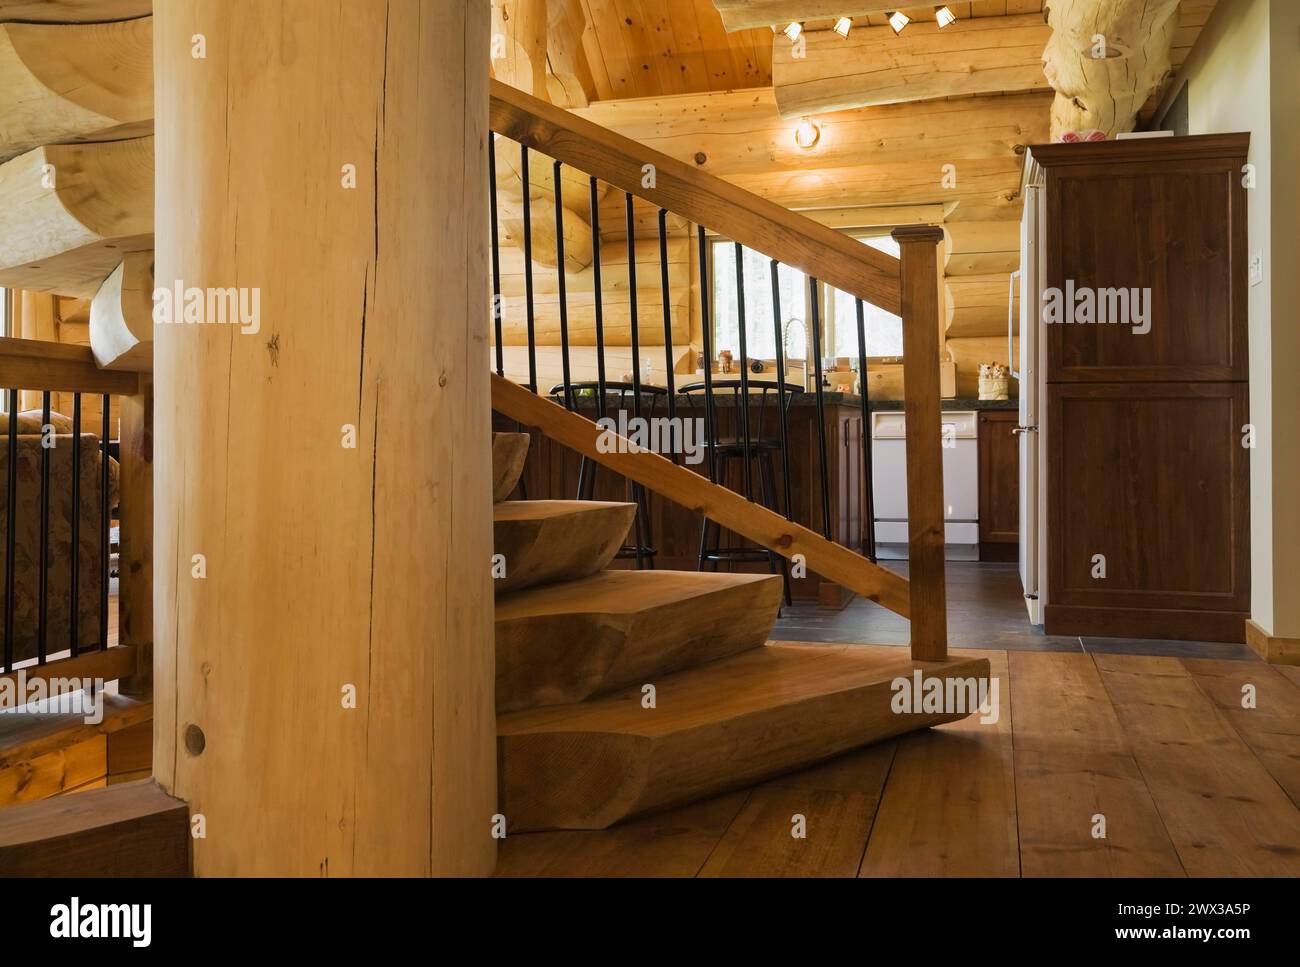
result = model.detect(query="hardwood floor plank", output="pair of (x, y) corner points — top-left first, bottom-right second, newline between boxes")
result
(700, 744), (896, 878)
(1008, 651), (1129, 755)
(1182, 658), (1300, 809)
(1093, 653), (1300, 877)
(494, 791), (746, 877)
(1275, 665), (1300, 692)
(859, 650), (1019, 877)
(1015, 750), (1184, 877)
(1009, 652), (1183, 876)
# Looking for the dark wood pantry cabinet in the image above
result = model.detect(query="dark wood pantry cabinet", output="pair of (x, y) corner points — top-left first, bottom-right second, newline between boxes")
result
(1031, 134), (1251, 643)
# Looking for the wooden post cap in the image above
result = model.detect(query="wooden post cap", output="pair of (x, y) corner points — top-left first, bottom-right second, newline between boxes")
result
(891, 225), (945, 245)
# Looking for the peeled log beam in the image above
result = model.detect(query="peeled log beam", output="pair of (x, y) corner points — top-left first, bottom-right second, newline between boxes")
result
(943, 220), (1020, 276)
(498, 195), (593, 273)
(491, 0), (547, 98)
(0, 136), (153, 297)
(1044, 0), (1181, 138)
(576, 89), (1049, 177)
(545, 0), (595, 108)
(0, 17), (152, 163)
(493, 138), (601, 272)
(711, 2), (905, 32)
(89, 250), (152, 371)
(945, 274), (1015, 339)
(773, 16), (1051, 118)
(0, 0), (149, 21)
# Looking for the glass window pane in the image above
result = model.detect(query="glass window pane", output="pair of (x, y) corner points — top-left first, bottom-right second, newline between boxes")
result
(712, 241), (806, 363)
(831, 235), (903, 359)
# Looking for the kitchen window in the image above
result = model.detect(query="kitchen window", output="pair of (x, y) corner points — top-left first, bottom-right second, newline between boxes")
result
(709, 233), (904, 370)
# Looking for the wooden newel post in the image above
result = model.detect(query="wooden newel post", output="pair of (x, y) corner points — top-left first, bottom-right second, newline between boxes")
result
(891, 226), (948, 662)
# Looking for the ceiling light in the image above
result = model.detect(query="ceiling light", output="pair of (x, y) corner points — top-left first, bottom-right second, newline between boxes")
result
(794, 117), (821, 150)
(833, 17), (852, 38)
(887, 10), (910, 34)
(782, 22), (803, 41)
(935, 5), (957, 28)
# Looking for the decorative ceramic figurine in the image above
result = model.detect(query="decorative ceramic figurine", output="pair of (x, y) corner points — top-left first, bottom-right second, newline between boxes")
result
(978, 362), (1010, 401)
(719, 350), (734, 374)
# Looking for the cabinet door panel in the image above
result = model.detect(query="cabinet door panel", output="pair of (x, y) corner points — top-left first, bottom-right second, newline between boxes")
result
(979, 410), (1019, 544)
(1045, 160), (1247, 382)
(1047, 382), (1249, 613)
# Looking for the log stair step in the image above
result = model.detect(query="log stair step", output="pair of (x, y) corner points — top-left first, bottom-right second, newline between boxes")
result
(492, 431), (529, 502)
(493, 499), (634, 596)
(1, 693), (151, 807)
(496, 569), (782, 714)
(498, 643), (991, 830)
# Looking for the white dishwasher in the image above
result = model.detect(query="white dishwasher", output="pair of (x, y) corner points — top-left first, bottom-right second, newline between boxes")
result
(870, 410), (979, 561)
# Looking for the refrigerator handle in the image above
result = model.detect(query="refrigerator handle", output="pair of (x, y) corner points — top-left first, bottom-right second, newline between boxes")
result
(1008, 269), (1022, 380)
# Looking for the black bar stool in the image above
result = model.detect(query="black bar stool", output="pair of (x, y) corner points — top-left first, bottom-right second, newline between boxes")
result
(550, 381), (666, 569)
(678, 379), (801, 605)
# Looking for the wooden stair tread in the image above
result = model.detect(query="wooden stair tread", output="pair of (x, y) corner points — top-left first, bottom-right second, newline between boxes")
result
(495, 569), (782, 713)
(498, 643), (991, 830)
(497, 567), (774, 619)
(0, 692), (150, 770)
(494, 499), (634, 595)
(492, 431), (529, 502)
(0, 778), (189, 877)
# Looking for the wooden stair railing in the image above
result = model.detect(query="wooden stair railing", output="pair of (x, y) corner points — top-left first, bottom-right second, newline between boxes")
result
(489, 81), (949, 662)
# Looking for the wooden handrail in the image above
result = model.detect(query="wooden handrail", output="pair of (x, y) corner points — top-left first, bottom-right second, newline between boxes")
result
(492, 374), (912, 617)
(0, 646), (137, 704)
(490, 79), (903, 315)
(0, 337), (140, 395)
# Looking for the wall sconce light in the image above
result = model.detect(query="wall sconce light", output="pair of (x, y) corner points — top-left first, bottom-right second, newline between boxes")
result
(935, 5), (957, 28)
(887, 10), (910, 34)
(794, 117), (821, 150)
(782, 22), (803, 42)
(833, 17), (852, 38)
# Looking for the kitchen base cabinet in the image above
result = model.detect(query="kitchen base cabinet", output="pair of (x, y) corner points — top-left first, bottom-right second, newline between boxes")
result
(978, 410), (1019, 561)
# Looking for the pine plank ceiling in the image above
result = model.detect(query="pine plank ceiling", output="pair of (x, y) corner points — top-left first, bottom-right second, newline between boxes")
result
(577, 1), (1047, 100)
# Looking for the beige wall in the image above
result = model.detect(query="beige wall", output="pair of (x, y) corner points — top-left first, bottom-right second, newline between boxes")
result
(1169, 0), (1300, 638)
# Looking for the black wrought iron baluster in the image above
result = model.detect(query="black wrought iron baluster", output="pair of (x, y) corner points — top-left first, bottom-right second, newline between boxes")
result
(100, 396), (110, 650)
(855, 298), (877, 562)
(657, 209), (677, 462)
(2, 390), (15, 673)
(808, 278), (832, 540)
(697, 225), (718, 485)
(70, 393), (80, 656)
(733, 243), (753, 501)
(520, 145), (537, 393)
(38, 391), (51, 663)
(769, 261), (794, 521)
(590, 177), (607, 422)
(625, 193), (642, 422)
(553, 160), (573, 409)
(488, 134), (504, 377)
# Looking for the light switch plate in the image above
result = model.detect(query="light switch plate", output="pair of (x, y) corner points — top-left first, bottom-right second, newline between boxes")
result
(1250, 251), (1264, 286)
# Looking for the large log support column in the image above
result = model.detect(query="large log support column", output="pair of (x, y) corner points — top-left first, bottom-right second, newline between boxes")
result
(153, 1), (496, 876)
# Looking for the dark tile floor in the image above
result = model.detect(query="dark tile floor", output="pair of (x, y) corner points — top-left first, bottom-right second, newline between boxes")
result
(773, 561), (1260, 661)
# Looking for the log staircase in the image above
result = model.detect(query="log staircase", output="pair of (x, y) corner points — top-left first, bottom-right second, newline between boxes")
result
(490, 434), (989, 831)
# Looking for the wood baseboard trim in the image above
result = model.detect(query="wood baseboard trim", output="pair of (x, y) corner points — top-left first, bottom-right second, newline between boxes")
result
(1245, 619), (1300, 665)
(1044, 604), (1248, 643)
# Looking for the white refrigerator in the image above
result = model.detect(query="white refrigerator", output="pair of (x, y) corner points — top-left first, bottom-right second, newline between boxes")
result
(1014, 181), (1047, 626)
